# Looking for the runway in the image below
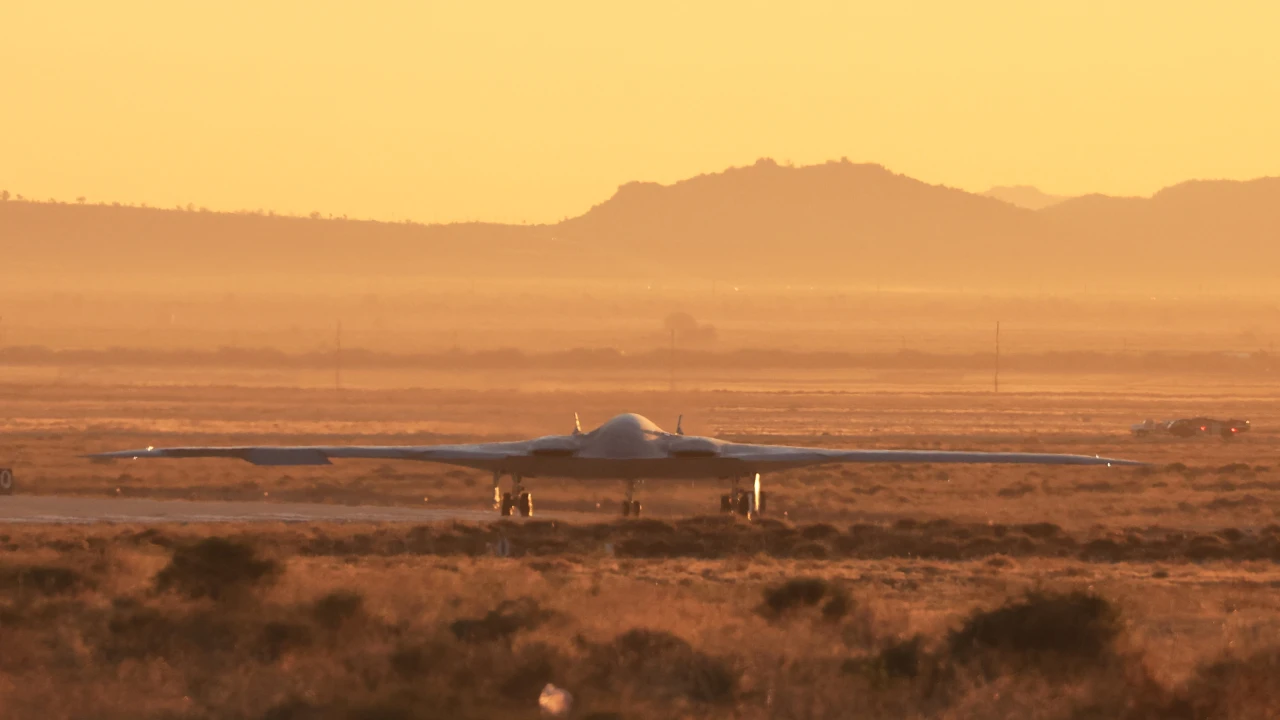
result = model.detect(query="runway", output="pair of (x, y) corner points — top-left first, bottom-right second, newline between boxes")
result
(0, 495), (593, 525)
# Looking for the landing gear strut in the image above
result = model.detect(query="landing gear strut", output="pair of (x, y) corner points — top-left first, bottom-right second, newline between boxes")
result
(496, 473), (533, 517)
(620, 478), (642, 517)
(720, 473), (766, 519)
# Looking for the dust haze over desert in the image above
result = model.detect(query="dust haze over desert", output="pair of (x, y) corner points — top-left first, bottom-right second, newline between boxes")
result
(3, 2), (1280, 719)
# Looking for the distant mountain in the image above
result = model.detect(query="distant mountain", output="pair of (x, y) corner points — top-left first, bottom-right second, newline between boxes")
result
(3, 161), (1278, 291)
(982, 185), (1069, 210)
(1037, 178), (1280, 284)
(556, 158), (1042, 285)
(0, 202), (622, 285)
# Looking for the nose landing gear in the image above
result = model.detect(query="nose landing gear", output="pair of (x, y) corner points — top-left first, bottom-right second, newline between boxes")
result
(620, 479), (642, 517)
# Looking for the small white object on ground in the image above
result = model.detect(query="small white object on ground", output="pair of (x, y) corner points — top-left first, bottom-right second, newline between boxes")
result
(539, 683), (573, 716)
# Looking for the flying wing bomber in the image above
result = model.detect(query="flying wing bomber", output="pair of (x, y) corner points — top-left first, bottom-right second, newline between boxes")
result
(88, 413), (1146, 518)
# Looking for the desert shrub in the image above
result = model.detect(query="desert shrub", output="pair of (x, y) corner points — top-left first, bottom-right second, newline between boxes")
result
(1217, 463), (1253, 475)
(586, 628), (738, 703)
(1019, 522), (1063, 539)
(792, 542), (831, 559)
(878, 635), (926, 679)
(758, 577), (851, 622)
(343, 698), (421, 720)
(1079, 538), (1126, 562)
(259, 699), (326, 720)
(800, 523), (841, 541)
(154, 537), (281, 601)
(387, 636), (468, 681)
(998, 482), (1036, 498)
(1218, 527), (1245, 542)
(127, 527), (175, 548)
(257, 621), (314, 662)
(1159, 648), (1280, 719)
(615, 535), (708, 558)
(449, 597), (554, 644)
(920, 540), (962, 560)
(948, 590), (1121, 664)
(312, 590), (364, 630)
(1185, 534), (1230, 561)
(622, 518), (676, 535)
(844, 635), (929, 683)
(102, 604), (239, 661)
(674, 515), (738, 531)
(0, 565), (90, 597)
(497, 641), (562, 701)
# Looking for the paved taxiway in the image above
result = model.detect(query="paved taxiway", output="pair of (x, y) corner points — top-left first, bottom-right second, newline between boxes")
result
(0, 495), (595, 524)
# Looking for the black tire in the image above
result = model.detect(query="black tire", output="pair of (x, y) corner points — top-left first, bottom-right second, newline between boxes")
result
(518, 492), (533, 517)
(737, 492), (752, 517)
(631, 501), (642, 517)
(720, 494), (732, 513)
(756, 491), (767, 515)
(0, 469), (13, 495)
(621, 500), (632, 517)
(500, 492), (514, 516)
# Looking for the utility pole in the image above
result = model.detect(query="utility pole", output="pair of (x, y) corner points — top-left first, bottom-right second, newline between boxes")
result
(669, 328), (676, 393)
(335, 321), (343, 392)
(994, 320), (1001, 393)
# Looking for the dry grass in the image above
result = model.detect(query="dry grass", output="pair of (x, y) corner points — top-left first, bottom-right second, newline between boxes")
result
(2, 525), (1279, 719)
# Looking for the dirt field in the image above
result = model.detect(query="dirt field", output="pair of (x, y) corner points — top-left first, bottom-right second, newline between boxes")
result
(2, 368), (1278, 718)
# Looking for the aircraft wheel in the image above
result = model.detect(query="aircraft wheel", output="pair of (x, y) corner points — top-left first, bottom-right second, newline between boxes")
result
(630, 501), (642, 517)
(736, 492), (753, 517)
(621, 500), (632, 517)
(719, 494), (732, 513)
(500, 492), (514, 516)
(0, 469), (12, 495)
(517, 492), (533, 517)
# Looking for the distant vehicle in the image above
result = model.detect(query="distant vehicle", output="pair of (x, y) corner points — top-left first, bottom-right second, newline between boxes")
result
(1131, 417), (1250, 439)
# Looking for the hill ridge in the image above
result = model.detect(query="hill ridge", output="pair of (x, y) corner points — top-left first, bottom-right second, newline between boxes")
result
(3, 160), (1278, 291)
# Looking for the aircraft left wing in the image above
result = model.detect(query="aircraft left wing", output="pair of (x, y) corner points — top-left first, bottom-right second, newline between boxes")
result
(720, 444), (1146, 470)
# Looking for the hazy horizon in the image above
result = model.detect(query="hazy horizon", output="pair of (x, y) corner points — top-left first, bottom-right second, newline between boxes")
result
(3, 158), (1273, 227)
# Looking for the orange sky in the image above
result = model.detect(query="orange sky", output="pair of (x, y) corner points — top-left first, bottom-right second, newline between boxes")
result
(3, 1), (1278, 224)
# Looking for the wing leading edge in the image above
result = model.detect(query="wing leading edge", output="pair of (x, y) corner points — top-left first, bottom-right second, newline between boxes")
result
(86, 445), (514, 470)
(722, 445), (1145, 470)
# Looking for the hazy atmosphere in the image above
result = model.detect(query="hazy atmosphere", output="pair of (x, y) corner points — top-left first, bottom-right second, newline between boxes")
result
(3, 2), (1280, 719)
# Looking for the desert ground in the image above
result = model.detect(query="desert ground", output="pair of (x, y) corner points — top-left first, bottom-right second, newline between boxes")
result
(2, 288), (1279, 718)
(1, 358), (1278, 719)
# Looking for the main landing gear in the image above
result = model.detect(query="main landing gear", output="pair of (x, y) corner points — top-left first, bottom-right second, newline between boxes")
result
(494, 472), (534, 517)
(620, 478), (642, 517)
(720, 473), (767, 519)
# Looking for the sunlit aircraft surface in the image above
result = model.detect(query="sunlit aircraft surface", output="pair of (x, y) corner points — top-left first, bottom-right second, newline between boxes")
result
(89, 413), (1144, 518)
